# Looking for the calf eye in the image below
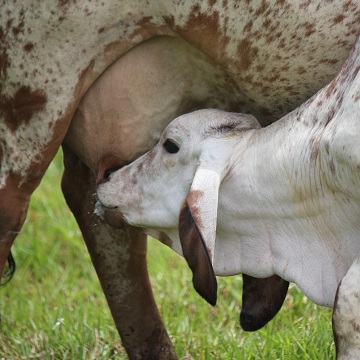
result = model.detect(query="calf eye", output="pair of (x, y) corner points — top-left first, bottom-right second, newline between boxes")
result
(163, 139), (179, 154)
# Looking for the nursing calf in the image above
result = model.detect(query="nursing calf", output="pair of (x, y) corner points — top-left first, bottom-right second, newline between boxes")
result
(97, 35), (360, 358)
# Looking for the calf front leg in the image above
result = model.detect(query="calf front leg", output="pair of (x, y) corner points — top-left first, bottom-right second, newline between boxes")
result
(333, 255), (360, 360)
(61, 146), (176, 360)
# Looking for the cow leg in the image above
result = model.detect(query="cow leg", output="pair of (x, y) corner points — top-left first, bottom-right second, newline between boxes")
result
(61, 146), (176, 360)
(0, 226), (17, 286)
(240, 274), (289, 331)
(0, 176), (35, 283)
(333, 255), (360, 360)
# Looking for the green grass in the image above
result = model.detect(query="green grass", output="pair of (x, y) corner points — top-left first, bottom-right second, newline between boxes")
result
(0, 150), (335, 359)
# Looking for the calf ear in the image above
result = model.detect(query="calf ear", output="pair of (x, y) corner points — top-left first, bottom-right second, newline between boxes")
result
(240, 274), (289, 331)
(179, 168), (220, 306)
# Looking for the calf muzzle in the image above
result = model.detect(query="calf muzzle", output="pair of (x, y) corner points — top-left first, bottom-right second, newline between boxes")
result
(103, 208), (129, 229)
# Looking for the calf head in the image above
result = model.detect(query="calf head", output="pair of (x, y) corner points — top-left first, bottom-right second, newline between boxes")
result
(97, 109), (289, 328)
(97, 109), (260, 304)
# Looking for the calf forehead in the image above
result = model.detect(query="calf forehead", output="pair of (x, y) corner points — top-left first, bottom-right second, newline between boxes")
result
(165, 110), (259, 135)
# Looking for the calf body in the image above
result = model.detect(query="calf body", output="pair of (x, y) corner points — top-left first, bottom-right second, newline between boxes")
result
(97, 34), (360, 357)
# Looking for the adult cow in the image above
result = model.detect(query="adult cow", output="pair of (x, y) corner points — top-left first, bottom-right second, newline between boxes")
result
(1, 1), (359, 359)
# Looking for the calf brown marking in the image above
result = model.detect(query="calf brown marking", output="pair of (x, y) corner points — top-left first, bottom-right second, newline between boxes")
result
(185, 190), (204, 229)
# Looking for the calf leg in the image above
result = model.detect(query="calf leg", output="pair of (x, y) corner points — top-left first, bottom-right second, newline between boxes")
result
(61, 146), (176, 360)
(333, 255), (360, 360)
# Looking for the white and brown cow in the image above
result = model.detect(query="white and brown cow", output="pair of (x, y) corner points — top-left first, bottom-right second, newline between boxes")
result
(1, 1), (359, 359)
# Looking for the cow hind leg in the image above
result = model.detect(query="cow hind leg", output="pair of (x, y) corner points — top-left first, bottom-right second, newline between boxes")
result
(61, 146), (177, 360)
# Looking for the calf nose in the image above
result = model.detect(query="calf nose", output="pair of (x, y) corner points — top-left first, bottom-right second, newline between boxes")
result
(97, 155), (127, 185)
(103, 167), (115, 180)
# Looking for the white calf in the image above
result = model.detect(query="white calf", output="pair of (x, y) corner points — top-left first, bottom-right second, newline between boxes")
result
(98, 35), (360, 357)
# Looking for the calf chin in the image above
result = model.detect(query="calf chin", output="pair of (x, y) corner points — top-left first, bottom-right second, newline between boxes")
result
(103, 209), (129, 229)
(240, 274), (289, 331)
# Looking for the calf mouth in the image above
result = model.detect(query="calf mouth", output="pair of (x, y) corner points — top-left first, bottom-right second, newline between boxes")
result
(94, 200), (129, 229)
(104, 208), (128, 229)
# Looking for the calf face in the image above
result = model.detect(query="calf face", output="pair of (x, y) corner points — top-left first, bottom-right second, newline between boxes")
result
(97, 109), (260, 303)
(97, 109), (260, 231)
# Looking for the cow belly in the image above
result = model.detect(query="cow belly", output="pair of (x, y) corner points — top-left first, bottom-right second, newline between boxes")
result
(63, 35), (254, 172)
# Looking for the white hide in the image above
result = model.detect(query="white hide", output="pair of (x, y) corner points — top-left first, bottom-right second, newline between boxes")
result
(98, 36), (360, 309)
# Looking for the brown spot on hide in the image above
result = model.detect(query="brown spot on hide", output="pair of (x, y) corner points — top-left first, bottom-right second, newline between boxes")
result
(309, 137), (320, 162)
(237, 39), (258, 71)
(170, 9), (230, 65)
(23, 42), (34, 52)
(333, 14), (345, 24)
(329, 159), (336, 175)
(0, 18), (13, 78)
(164, 15), (175, 28)
(325, 107), (336, 126)
(350, 64), (360, 82)
(1, 86), (48, 132)
(244, 20), (253, 33)
(11, 10), (25, 37)
(255, 0), (269, 16)
(303, 22), (316, 37)
(142, 147), (157, 169)
(58, 0), (76, 7)
(185, 190), (203, 229)
(325, 80), (337, 98)
(136, 16), (154, 27)
(351, 320), (360, 333)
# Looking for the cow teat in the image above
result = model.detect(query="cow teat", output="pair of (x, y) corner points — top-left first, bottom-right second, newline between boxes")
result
(97, 154), (128, 185)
